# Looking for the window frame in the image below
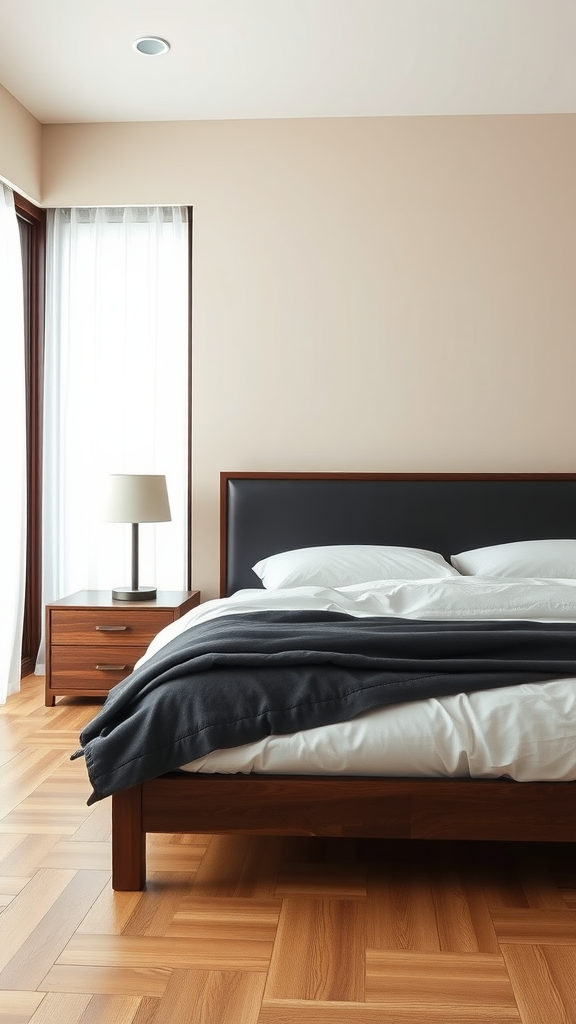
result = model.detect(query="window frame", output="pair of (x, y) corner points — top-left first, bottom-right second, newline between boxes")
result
(14, 199), (192, 675)
(14, 193), (45, 677)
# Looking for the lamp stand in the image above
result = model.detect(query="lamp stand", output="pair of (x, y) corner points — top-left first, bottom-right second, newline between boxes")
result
(112, 523), (157, 601)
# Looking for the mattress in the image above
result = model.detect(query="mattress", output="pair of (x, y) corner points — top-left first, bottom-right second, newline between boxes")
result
(137, 577), (576, 782)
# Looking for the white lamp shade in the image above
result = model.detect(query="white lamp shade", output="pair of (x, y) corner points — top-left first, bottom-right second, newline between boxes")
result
(103, 474), (171, 523)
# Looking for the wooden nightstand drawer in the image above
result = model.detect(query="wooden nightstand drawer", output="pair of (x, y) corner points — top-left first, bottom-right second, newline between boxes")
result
(50, 608), (173, 646)
(50, 646), (147, 689)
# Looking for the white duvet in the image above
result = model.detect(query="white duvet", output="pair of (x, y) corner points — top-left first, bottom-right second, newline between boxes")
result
(138, 577), (576, 782)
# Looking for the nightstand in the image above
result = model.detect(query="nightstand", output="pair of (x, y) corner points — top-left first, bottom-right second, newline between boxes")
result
(45, 589), (200, 706)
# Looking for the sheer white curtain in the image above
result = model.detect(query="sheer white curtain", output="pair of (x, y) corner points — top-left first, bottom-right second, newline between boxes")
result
(0, 184), (27, 703)
(37, 206), (189, 671)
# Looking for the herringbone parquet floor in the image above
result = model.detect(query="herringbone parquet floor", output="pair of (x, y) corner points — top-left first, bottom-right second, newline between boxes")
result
(0, 674), (575, 1024)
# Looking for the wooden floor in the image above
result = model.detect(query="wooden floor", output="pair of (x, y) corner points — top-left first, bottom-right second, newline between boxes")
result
(0, 676), (575, 1024)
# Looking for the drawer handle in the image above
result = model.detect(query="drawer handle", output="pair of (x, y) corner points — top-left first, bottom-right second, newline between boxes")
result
(95, 664), (129, 672)
(95, 625), (128, 632)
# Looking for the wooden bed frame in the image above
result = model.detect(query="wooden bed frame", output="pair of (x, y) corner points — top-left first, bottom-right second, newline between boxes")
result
(111, 472), (576, 890)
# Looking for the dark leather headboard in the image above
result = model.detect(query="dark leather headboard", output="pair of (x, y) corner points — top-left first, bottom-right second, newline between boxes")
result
(220, 472), (576, 596)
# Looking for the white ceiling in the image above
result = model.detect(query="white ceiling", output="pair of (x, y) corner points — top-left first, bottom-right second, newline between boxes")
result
(0, 0), (575, 124)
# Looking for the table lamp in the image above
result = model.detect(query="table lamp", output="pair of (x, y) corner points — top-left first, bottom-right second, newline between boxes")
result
(103, 474), (171, 600)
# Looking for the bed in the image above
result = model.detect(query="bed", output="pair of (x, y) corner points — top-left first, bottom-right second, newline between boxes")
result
(89, 472), (576, 890)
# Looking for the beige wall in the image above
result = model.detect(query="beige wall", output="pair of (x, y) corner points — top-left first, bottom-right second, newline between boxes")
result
(0, 84), (42, 202)
(40, 114), (576, 595)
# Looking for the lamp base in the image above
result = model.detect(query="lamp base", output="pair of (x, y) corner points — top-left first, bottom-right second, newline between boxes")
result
(112, 586), (157, 602)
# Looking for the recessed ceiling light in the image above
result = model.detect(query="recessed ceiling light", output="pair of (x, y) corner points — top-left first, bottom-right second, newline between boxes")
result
(133, 36), (170, 56)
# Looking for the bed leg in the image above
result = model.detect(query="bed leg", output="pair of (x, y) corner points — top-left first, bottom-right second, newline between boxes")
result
(112, 786), (146, 891)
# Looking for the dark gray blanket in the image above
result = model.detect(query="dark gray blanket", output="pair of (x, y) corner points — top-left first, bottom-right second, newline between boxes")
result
(74, 610), (576, 803)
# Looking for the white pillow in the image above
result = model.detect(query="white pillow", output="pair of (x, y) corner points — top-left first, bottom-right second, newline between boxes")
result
(451, 539), (576, 578)
(252, 544), (459, 589)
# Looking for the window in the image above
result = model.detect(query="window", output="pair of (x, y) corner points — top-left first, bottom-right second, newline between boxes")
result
(10, 199), (193, 678)
(37, 206), (191, 672)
